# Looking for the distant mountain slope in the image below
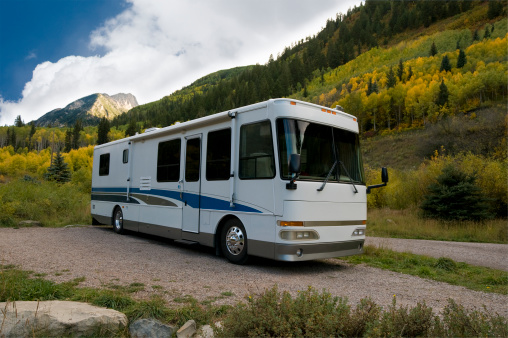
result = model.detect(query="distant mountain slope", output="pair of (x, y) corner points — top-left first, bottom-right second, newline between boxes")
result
(36, 93), (138, 127)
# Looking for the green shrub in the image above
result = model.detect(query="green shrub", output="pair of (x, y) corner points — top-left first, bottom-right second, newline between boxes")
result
(215, 286), (508, 337)
(420, 164), (493, 221)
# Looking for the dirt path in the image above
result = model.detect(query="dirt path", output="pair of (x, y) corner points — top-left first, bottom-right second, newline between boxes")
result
(0, 226), (506, 317)
(365, 237), (508, 271)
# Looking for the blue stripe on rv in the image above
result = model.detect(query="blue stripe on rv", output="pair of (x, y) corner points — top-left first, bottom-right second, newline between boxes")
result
(91, 187), (262, 213)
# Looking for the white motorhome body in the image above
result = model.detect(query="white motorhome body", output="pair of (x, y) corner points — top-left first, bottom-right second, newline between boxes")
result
(91, 98), (370, 263)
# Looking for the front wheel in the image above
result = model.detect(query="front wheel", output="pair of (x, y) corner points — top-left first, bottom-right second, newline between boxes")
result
(221, 219), (248, 265)
(113, 207), (124, 234)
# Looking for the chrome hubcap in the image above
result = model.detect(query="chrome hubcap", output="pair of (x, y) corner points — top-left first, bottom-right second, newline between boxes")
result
(225, 226), (244, 256)
(114, 211), (123, 229)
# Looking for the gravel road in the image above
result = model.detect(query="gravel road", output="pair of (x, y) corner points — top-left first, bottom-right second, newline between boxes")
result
(0, 226), (506, 317)
(366, 237), (508, 271)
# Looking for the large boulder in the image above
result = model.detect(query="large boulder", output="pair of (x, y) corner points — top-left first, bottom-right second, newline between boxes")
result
(0, 301), (127, 337)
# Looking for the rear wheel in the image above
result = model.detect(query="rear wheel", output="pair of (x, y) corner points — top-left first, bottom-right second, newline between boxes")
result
(113, 207), (124, 234)
(221, 219), (248, 265)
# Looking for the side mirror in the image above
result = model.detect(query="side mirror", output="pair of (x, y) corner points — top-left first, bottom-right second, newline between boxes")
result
(289, 154), (301, 174)
(366, 167), (388, 194)
(286, 154), (301, 190)
(381, 167), (388, 183)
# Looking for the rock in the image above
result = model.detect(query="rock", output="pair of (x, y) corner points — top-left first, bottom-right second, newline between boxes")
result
(18, 220), (42, 227)
(177, 319), (196, 338)
(129, 318), (176, 338)
(0, 301), (127, 337)
(195, 324), (214, 338)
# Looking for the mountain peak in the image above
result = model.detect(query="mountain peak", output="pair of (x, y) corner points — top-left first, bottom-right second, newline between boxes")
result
(35, 93), (139, 127)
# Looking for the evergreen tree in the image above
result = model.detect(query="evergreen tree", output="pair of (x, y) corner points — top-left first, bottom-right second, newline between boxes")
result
(472, 29), (479, 41)
(407, 65), (413, 81)
(420, 165), (492, 221)
(45, 151), (71, 183)
(456, 49), (466, 68)
(64, 129), (72, 152)
(483, 26), (491, 39)
(72, 119), (83, 150)
(14, 115), (24, 127)
(430, 41), (437, 56)
(125, 120), (138, 137)
(97, 117), (110, 145)
(488, 0), (503, 19)
(386, 66), (396, 88)
(440, 55), (451, 72)
(436, 80), (449, 106)
(397, 59), (404, 82)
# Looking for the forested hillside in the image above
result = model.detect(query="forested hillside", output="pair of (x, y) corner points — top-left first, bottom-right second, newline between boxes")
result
(112, 0), (506, 135)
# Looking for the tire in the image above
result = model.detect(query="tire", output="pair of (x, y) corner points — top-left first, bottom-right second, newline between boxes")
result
(113, 207), (124, 234)
(221, 219), (248, 265)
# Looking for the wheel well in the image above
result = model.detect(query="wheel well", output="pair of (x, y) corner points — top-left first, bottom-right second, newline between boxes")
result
(214, 215), (241, 256)
(111, 205), (121, 224)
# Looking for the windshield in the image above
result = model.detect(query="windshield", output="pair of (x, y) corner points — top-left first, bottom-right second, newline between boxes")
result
(276, 119), (365, 184)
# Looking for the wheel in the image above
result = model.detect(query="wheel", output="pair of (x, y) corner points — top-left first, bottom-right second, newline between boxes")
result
(221, 219), (248, 265)
(113, 207), (124, 234)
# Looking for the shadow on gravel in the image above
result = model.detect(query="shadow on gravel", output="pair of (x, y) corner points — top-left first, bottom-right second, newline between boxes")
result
(92, 225), (350, 274)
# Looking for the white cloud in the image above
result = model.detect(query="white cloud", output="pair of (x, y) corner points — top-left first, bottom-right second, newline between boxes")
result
(0, 0), (361, 126)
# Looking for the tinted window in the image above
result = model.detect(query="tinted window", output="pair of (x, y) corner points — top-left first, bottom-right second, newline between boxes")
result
(157, 139), (181, 182)
(239, 121), (275, 179)
(206, 128), (231, 181)
(99, 153), (110, 176)
(123, 149), (129, 164)
(185, 138), (201, 182)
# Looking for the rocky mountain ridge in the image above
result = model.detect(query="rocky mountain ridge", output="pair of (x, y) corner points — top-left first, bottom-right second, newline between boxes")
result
(35, 93), (138, 127)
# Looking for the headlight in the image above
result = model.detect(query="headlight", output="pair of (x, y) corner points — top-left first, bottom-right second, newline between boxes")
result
(352, 228), (366, 236)
(280, 230), (319, 241)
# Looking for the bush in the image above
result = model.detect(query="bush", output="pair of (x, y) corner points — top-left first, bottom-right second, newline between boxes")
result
(420, 165), (493, 221)
(214, 286), (508, 337)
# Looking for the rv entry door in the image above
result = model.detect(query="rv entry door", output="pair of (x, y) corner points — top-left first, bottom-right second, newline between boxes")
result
(182, 134), (201, 233)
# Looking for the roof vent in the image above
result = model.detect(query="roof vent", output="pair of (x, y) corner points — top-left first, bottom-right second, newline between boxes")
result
(144, 127), (160, 133)
(335, 105), (344, 111)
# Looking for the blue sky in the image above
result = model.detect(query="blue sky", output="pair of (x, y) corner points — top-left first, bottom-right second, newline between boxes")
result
(0, 0), (126, 101)
(0, 0), (361, 125)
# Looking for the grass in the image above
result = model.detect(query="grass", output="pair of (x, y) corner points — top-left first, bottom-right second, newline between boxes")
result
(0, 179), (90, 227)
(367, 208), (507, 243)
(340, 245), (508, 295)
(1, 264), (507, 337)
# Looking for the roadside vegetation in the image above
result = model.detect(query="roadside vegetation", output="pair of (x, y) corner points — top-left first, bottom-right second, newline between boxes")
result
(341, 245), (507, 295)
(1, 265), (507, 338)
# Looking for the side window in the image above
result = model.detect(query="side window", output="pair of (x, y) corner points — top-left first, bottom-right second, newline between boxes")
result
(157, 139), (181, 182)
(123, 149), (129, 164)
(206, 128), (231, 181)
(239, 121), (275, 179)
(99, 153), (110, 176)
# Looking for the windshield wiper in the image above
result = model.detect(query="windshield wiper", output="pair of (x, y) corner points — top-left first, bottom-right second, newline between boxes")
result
(317, 161), (337, 191)
(317, 160), (358, 193)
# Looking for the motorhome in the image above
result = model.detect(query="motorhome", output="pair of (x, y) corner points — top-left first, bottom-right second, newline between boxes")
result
(91, 98), (387, 264)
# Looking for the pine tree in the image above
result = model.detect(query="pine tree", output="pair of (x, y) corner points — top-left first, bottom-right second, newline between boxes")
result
(72, 119), (83, 150)
(97, 117), (110, 145)
(125, 120), (138, 137)
(430, 41), (437, 56)
(14, 115), (24, 127)
(397, 59), (404, 82)
(407, 65), (413, 81)
(440, 55), (451, 72)
(483, 26), (491, 39)
(386, 66), (396, 88)
(472, 29), (479, 41)
(436, 80), (449, 106)
(420, 165), (492, 221)
(45, 151), (71, 183)
(456, 49), (466, 68)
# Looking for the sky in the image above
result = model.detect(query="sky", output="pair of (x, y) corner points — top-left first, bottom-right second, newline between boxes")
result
(0, 0), (361, 126)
